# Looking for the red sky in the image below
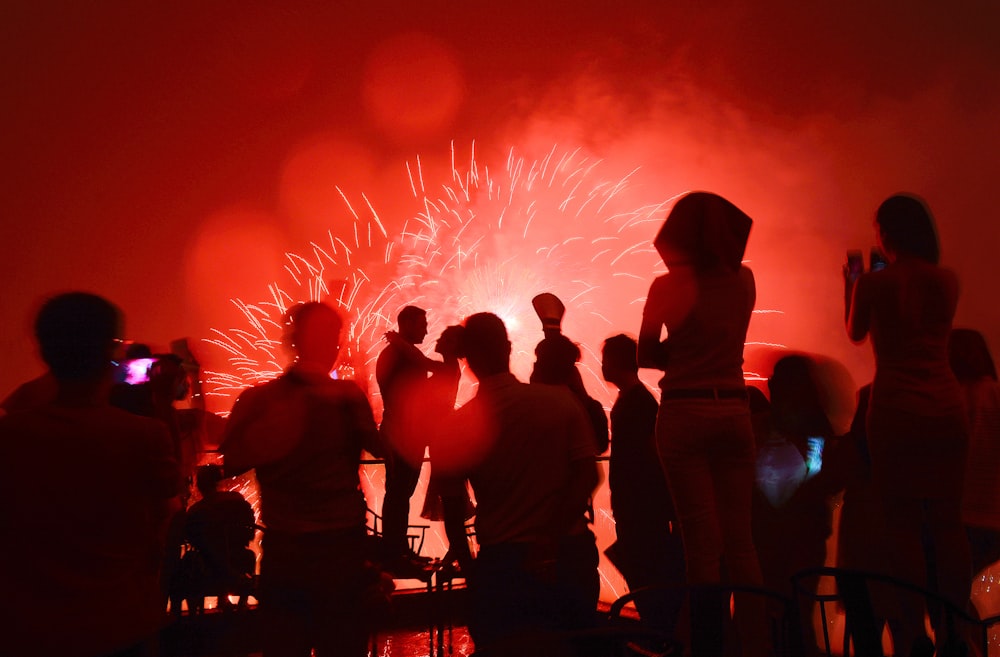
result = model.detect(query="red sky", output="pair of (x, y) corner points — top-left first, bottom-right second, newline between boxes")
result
(3, 1), (999, 406)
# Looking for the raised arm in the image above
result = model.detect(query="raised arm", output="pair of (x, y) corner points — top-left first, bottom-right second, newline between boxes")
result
(383, 331), (450, 375)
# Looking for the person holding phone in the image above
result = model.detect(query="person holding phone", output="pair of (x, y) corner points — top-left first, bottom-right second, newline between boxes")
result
(845, 194), (971, 656)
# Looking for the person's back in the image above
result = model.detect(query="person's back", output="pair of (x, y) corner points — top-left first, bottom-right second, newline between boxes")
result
(845, 193), (971, 656)
(866, 260), (963, 414)
(221, 301), (380, 657)
(230, 372), (375, 533)
(0, 292), (179, 657)
(437, 312), (600, 654)
(645, 265), (755, 391)
(459, 377), (594, 546)
(609, 381), (672, 531)
(184, 465), (256, 603)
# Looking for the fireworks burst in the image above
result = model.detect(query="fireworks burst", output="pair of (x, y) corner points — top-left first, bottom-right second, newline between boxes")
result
(203, 141), (673, 413)
(199, 141), (789, 600)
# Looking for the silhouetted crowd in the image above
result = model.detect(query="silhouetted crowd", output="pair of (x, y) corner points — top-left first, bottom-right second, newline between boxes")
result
(2, 192), (998, 657)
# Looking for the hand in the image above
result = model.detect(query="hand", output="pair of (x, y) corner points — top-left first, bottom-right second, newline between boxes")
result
(383, 330), (404, 347)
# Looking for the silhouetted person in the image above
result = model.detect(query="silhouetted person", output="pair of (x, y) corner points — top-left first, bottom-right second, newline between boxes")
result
(435, 313), (601, 656)
(823, 384), (900, 657)
(377, 305), (434, 573)
(416, 325), (475, 572)
(0, 292), (181, 657)
(180, 464), (256, 612)
(602, 334), (685, 652)
(0, 371), (57, 413)
(949, 328), (1000, 578)
(846, 194), (971, 656)
(221, 301), (383, 657)
(530, 293), (609, 455)
(638, 192), (765, 657)
(753, 354), (837, 657)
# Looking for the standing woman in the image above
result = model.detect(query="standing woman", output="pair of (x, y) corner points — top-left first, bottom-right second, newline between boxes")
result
(846, 194), (971, 656)
(639, 192), (765, 657)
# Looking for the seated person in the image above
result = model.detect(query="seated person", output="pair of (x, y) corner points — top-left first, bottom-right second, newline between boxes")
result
(180, 465), (256, 611)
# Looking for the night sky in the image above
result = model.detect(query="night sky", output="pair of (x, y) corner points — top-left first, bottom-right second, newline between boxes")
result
(3, 1), (999, 408)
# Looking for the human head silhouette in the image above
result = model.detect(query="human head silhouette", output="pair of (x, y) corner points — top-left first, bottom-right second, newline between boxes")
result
(459, 313), (510, 380)
(601, 333), (639, 388)
(532, 332), (581, 385)
(875, 194), (941, 264)
(285, 302), (343, 373)
(34, 292), (122, 382)
(397, 305), (428, 345)
(195, 464), (225, 498)
(435, 324), (465, 361)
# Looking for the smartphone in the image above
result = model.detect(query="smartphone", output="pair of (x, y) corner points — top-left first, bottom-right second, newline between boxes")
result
(846, 250), (864, 282)
(120, 357), (157, 385)
(805, 436), (824, 477)
(869, 247), (888, 272)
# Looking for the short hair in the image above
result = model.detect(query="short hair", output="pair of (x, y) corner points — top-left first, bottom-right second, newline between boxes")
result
(397, 305), (426, 326)
(601, 334), (638, 373)
(460, 313), (509, 374)
(949, 328), (997, 382)
(285, 302), (343, 352)
(532, 333), (581, 384)
(35, 292), (122, 380)
(195, 464), (224, 496)
(875, 194), (941, 264)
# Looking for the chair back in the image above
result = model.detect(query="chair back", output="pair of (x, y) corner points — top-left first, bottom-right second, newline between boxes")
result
(790, 565), (1000, 657)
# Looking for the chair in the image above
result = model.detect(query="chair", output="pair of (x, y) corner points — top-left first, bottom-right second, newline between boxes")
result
(365, 505), (431, 558)
(365, 506), (440, 655)
(608, 583), (802, 657)
(790, 565), (1000, 657)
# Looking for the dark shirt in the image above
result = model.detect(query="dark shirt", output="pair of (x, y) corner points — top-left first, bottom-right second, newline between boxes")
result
(222, 368), (381, 534)
(609, 382), (675, 536)
(377, 340), (431, 462)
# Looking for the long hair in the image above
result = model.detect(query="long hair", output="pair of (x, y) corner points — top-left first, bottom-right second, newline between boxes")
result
(875, 194), (941, 264)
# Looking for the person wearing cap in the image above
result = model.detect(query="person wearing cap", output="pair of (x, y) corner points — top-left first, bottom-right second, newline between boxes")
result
(529, 292), (609, 455)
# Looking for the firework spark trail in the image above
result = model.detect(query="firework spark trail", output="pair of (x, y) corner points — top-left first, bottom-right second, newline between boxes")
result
(202, 142), (685, 410)
(201, 142), (787, 600)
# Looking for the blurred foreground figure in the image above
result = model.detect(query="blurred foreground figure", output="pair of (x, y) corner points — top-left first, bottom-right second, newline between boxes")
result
(436, 312), (601, 656)
(222, 301), (383, 657)
(0, 292), (180, 657)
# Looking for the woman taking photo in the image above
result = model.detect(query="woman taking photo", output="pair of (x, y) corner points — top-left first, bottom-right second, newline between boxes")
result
(846, 194), (971, 656)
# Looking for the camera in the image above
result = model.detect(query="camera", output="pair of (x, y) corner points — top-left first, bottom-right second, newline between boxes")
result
(846, 250), (864, 282)
(117, 357), (157, 385)
(869, 247), (888, 272)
